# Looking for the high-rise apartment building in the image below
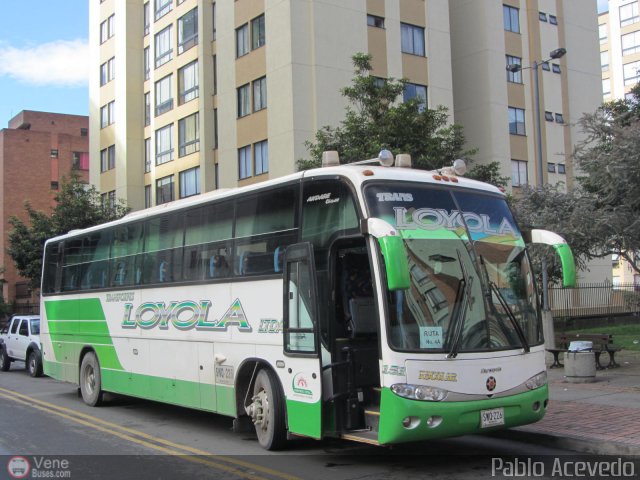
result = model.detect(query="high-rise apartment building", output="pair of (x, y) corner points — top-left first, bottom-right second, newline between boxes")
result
(0, 111), (89, 310)
(90, 0), (455, 211)
(599, 0), (640, 102)
(599, 0), (640, 286)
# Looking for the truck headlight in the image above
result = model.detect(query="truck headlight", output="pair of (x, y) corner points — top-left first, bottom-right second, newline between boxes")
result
(390, 383), (448, 401)
(525, 371), (547, 390)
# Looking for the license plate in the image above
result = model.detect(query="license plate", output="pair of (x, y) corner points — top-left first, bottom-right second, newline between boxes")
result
(480, 408), (505, 428)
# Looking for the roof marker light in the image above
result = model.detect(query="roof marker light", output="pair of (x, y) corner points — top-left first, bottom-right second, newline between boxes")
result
(322, 151), (340, 167)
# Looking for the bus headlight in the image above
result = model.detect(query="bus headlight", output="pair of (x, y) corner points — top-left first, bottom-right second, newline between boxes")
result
(390, 384), (448, 401)
(525, 371), (547, 390)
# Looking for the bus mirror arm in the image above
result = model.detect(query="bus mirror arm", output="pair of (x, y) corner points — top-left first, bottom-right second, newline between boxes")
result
(364, 218), (411, 291)
(528, 229), (577, 288)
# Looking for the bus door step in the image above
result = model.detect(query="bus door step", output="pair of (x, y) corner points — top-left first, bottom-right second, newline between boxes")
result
(341, 429), (379, 446)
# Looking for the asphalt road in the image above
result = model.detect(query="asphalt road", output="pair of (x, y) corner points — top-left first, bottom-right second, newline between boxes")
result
(0, 363), (590, 480)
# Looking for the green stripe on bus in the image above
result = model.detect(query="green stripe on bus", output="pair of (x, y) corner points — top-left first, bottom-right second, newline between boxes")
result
(285, 399), (322, 439)
(377, 385), (548, 444)
(45, 298), (107, 321)
(44, 299), (124, 371)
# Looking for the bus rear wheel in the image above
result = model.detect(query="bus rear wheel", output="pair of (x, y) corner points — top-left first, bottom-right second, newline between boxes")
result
(80, 352), (103, 406)
(249, 369), (286, 450)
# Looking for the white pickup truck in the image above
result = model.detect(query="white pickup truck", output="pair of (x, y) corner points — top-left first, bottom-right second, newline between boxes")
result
(0, 315), (43, 377)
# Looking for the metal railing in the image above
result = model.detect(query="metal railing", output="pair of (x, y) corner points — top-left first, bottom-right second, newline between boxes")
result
(550, 282), (640, 319)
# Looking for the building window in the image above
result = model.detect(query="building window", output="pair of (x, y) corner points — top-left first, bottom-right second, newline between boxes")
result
(145, 185), (152, 208)
(144, 2), (150, 35)
(237, 83), (250, 117)
(100, 14), (115, 44)
(156, 175), (174, 205)
(558, 164), (566, 174)
(506, 55), (522, 83)
(51, 181), (59, 190)
(178, 8), (198, 54)
(511, 159), (528, 186)
(549, 14), (558, 25)
(623, 60), (640, 85)
(144, 47), (150, 80)
(155, 74), (173, 116)
(80, 128), (88, 136)
(155, 25), (173, 68)
(155, 124), (174, 165)
(622, 31), (640, 56)
(603, 78), (612, 96)
(178, 112), (199, 157)
(503, 5), (520, 33)
(253, 76), (267, 112)
(403, 82), (427, 111)
(155, 0), (172, 21)
(599, 24), (607, 44)
(144, 92), (151, 126)
(100, 57), (115, 86)
(555, 113), (565, 124)
(72, 152), (89, 170)
(101, 191), (116, 208)
(236, 23), (249, 57)
(213, 108), (218, 149)
(508, 107), (525, 135)
(214, 163), (219, 189)
(552, 63), (561, 74)
(539, 12), (547, 22)
(179, 167), (201, 198)
(547, 162), (556, 173)
(100, 101), (115, 128)
(367, 14), (384, 28)
(601, 51), (609, 72)
(178, 60), (199, 105)
(254, 140), (268, 175)
(251, 14), (265, 50)
(620, 2), (640, 27)
(545, 111), (554, 121)
(400, 23), (425, 56)
(541, 62), (551, 71)
(212, 2), (216, 40)
(100, 145), (116, 172)
(238, 145), (251, 179)
(144, 138), (151, 173)
(50, 149), (58, 158)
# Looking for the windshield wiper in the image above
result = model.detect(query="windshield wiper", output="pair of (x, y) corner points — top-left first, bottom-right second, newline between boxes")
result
(488, 279), (530, 353)
(447, 250), (473, 359)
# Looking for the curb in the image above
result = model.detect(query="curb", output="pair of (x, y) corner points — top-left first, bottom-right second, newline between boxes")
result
(490, 428), (640, 456)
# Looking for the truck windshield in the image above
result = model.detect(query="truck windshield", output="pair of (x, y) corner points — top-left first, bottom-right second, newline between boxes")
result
(365, 183), (542, 353)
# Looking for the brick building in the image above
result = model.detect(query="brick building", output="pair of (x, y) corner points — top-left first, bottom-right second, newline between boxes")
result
(0, 111), (89, 312)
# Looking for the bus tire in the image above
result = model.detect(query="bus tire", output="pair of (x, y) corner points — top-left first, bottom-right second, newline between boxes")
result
(0, 347), (11, 372)
(80, 352), (103, 407)
(251, 369), (286, 450)
(27, 350), (43, 377)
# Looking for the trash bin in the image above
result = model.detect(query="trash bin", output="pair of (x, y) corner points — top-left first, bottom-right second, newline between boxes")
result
(564, 341), (596, 383)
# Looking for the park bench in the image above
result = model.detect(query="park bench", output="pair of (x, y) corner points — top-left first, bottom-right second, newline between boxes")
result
(547, 333), (622, 370)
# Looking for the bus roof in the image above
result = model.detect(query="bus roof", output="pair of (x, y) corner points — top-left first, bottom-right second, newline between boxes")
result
(45, 164), (504, 243)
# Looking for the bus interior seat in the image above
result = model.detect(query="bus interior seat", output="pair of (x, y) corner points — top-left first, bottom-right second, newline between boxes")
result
(159, 260), (168, 282)
(340, 253), (374, 333)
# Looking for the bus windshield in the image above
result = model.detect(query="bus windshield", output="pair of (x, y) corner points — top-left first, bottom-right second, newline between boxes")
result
(365, 183), (542, 354)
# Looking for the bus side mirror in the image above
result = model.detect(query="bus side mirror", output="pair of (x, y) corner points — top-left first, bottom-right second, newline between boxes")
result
(379, 237), (411, 291)
(528, 229), (577, 288)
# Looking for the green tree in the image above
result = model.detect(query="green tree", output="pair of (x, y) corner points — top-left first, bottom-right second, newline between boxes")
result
(7, 174), (130, 291)
(466, 162), (510, 189)
(299, 53), (476, 170)
(513, 84), (640, 277)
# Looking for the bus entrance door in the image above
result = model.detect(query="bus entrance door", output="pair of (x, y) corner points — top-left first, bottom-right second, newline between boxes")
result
(282, 243), (323, 439)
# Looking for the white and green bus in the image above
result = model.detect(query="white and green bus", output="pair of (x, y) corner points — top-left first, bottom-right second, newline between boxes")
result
(40, 152), (576, 450)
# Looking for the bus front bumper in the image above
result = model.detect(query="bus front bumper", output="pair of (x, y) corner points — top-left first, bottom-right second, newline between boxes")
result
(377, 385), (548, 445)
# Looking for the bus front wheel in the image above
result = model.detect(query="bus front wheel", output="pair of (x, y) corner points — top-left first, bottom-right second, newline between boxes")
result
(80, 352), (104, 407)
(249, 369), (286, 450)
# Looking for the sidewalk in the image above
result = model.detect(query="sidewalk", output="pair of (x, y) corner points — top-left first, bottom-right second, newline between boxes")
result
(501, 350), (640, 455)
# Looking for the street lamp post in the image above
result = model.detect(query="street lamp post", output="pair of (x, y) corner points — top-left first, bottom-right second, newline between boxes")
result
(507, 47), (567, 312)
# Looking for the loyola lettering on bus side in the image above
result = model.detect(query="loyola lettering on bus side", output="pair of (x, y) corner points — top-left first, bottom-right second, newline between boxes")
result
(121, 298), (252, 331)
